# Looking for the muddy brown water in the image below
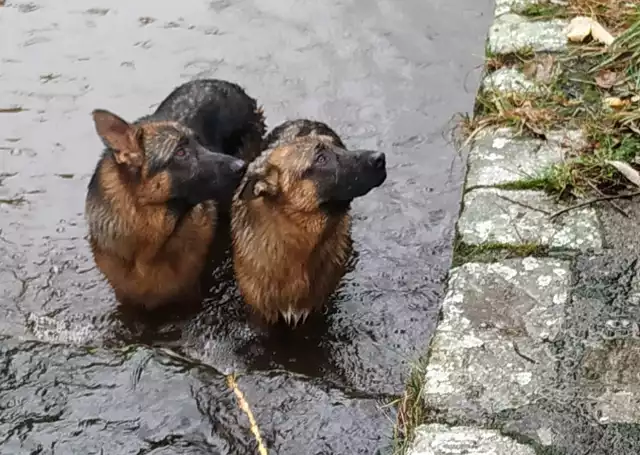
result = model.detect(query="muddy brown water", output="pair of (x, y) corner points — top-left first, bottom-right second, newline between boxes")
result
(0, 0), (492, 453)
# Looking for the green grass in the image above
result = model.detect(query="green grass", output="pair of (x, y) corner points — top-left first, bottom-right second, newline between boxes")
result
(494, 177), (555, 191)
(520, 2), (567, 20)
(392, 356), (430, 454)
(485, 47), (536, 73)
(453, 241), (550, 267)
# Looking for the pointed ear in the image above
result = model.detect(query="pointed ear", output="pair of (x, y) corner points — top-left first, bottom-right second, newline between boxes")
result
(237, 166), (279, 201)
(92, 109), (144, 167)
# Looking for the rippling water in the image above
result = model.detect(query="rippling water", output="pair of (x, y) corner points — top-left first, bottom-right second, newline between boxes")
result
(0, 0), (492, 452)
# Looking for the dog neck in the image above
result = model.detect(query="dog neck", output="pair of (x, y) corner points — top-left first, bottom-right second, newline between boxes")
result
(87, 155), (190, 261)
(239, 198), (347, 260)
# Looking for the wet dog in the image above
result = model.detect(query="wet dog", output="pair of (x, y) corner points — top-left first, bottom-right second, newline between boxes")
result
(149, 79), (265, 163)
(85, 79), (265, 310)
(231, 119), (387, 326)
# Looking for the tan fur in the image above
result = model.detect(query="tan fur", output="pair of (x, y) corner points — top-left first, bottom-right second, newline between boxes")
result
(87, 158), (216, 309)
(231, 138), (352, 325)
(86, 114), (218, 309)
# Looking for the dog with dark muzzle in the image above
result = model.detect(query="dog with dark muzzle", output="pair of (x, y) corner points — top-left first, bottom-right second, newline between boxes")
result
(231, 119), (387, 326)
(85, 79), (265, 310)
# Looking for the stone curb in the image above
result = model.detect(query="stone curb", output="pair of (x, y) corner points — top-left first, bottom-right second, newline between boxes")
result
(403, 4), (636, 455)
(410, 424), (536, 455)
(458, 188), (603, 251)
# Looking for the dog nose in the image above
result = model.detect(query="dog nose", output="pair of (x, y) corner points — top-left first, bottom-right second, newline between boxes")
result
(368, 151), (386, 170)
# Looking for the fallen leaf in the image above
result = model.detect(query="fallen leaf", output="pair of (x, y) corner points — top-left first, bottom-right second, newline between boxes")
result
(595, 70), (618, 89)
(566, 16), (616, 46)
(523, 61), (537, 79)
(606, 160), (640, 188)
(522, 55), (556, 84)
(604, 96), (628, 108)
(535, 55), (556, 84)
(590, 20), (615, 46)
(566, 17), (593, 42)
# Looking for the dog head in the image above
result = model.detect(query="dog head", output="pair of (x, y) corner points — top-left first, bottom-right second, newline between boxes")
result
(92, 109), (247, 209)
(236, 120), (386, 214)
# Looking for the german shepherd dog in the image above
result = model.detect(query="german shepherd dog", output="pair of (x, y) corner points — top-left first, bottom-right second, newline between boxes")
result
(85, 79), (265, 310)
(231, 119), (387, 326)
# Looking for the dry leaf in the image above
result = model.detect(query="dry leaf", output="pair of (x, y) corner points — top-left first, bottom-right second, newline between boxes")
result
(566, 16), (616, 46)
(604, 96), (628, 108)
(523, 61), (537, 79)
(536, 55), (556, 84)
(522, 55), (556, 84)
(606, 160), (640, 188)
(590, 21), (615, 46)
(595, 70), (618, 89)
(566, 17), (593, 42)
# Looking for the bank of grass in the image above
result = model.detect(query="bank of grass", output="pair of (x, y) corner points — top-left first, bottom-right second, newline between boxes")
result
(460, 3), (640, 198)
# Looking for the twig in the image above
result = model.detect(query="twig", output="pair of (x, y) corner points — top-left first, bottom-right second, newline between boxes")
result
(496, 194), (552, 215)
(549, 190), (640, 220)
(512, 341), (537, 364)
(587, 180), (629, 217)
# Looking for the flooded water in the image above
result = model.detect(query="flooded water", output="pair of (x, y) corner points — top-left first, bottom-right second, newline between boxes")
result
(0, 0), (493, 453)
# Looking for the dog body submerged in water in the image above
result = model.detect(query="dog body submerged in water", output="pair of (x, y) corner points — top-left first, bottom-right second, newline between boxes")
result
(85, 79), (264, 309)
(231, 119), (387, 326)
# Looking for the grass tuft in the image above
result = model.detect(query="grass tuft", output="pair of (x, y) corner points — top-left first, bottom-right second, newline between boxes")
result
(392, 357), (429, 454)
(453, 241), (550, 267)
(520, 2), (567, 20)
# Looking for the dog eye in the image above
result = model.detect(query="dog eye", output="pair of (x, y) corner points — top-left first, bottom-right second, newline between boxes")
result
(314, 152), (327, 165)
(175, 147), (187, 158)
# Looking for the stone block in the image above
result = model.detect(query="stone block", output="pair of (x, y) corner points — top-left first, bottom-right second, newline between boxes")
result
(458, 188), (602, 250)
(483, 67), (539, 94)
(489, 14), (568, 54)
(423, 258), (570, 422)
(466, 131), (561, 188)
(408, 424), (536, 455)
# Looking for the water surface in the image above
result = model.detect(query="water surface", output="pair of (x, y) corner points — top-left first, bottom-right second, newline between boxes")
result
(0, 0), (492, 452)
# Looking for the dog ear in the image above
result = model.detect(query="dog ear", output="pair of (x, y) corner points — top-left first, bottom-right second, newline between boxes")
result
(92, 109), (144, 167)
(237, 165), (279, 201)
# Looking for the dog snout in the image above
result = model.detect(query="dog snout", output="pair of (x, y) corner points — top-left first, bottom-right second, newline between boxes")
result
(367, 151), (386, 170)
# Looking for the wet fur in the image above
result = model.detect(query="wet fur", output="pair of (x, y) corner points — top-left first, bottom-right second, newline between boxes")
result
(86, 79), (264, 309)
(231, 120), (353, 326)
(146, 79), (266, 162)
